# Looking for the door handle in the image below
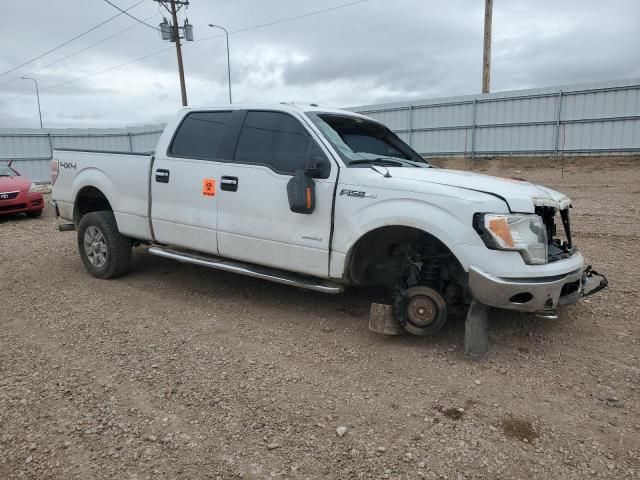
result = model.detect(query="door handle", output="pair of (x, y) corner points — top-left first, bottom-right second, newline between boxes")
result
(156, 169), (170, 183)
(220, 176), (238, 192)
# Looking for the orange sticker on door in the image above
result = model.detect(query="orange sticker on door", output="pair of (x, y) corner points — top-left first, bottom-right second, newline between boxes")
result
(202, 178), (216, 196)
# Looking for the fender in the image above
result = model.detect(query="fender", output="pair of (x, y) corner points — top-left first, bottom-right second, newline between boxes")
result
(330, 197), (483, 278)
(72, 167), (118, 219)
(71, 163), (151, 240)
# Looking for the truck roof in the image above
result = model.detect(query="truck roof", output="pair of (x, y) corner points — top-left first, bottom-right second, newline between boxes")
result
(181, 103), (368, 118)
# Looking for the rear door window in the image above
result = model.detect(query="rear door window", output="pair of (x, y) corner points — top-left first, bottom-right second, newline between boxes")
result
(234, 111), (316, 175)
(169, 111), (232, 160)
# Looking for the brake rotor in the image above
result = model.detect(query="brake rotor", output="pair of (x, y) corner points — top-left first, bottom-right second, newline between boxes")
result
(402, 286), (448, 336)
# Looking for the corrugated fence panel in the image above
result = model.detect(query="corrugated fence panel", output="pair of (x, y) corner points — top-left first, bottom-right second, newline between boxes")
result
(0, 134), (51, 158)
(562, 119), (640, 152)
(476, 124), (556, 153)
(0, 126), (165, 182)
(9, 158), (50, 180)
(131, 131), (163, 152)
(51, 134), (130, 151)
(352, 78), (640, 157)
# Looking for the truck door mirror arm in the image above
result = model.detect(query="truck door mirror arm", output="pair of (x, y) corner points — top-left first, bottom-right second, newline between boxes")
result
(304, 154), (329, 179)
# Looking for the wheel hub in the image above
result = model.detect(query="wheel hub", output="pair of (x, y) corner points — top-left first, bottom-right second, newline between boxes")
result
(407, 295), (438, 327)
(83, 226), (107, 268)
(394, 285), (448, 336)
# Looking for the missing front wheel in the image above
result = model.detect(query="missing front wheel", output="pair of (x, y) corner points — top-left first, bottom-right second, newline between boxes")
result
(393, 286), (448, 336)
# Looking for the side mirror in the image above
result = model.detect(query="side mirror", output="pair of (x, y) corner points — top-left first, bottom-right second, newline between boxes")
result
(287, 169), (315, 214)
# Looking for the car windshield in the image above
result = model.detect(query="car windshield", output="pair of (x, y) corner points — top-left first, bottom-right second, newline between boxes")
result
(0, 165), (17, 177)
(306, 112), (430, 167)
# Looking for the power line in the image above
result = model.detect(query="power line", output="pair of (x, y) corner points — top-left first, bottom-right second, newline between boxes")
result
(196, 0), (372, 42)
(0, 0), (374, 103)
(0, 0), (146, 79)
(0, 13), (160, 89)
(102, 0), (159, 31)
(0, 47), (175, 103)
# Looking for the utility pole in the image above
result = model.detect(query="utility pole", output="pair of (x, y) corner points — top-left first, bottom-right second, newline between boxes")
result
(482, 0), (493, 94)
(156, 0), (193, 107)
(170, 0), (187, 106)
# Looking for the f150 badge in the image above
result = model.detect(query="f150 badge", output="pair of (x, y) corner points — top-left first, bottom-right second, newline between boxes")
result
(339, 188), (377, 199)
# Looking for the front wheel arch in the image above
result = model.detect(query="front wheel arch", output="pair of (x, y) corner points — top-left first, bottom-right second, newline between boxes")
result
(344, 225), (464, 288)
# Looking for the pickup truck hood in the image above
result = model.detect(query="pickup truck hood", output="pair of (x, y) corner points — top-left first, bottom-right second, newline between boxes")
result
(388, 167), (571, 212)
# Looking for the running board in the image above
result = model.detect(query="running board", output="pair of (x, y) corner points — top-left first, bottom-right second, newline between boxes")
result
(148, 246), (344, 294)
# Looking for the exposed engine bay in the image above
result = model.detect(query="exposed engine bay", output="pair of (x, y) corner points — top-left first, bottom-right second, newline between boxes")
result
(535, 205), (576, 262)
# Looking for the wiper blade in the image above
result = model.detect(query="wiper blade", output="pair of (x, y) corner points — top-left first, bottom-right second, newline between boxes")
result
(349, 158), (405, 167)
(376, 157), (430, 168)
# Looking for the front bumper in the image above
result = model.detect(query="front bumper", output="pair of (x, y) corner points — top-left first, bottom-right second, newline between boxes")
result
(468, 262), (587, 313)
(0, 191), (44, 215)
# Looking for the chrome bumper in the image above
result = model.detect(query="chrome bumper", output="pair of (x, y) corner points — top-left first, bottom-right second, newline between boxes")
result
(468, 265), (584, 313)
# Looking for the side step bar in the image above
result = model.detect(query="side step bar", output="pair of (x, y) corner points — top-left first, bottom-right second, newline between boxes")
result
(148, 246), (344, 294)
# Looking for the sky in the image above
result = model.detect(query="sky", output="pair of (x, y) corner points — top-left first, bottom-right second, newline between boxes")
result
(0, 0), (638, 128)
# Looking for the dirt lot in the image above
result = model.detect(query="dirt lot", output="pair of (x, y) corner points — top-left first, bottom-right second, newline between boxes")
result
(1, 157), (639, 479)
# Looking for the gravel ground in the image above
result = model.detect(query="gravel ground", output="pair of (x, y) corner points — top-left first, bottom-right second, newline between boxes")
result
(1, 157), (638, 479)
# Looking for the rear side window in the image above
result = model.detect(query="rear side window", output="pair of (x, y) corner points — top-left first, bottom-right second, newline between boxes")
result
(235, 111), (316, 174)
(170, 111), (231, 159)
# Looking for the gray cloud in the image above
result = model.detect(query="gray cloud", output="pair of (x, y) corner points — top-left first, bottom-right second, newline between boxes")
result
(0, 0), (638, 128)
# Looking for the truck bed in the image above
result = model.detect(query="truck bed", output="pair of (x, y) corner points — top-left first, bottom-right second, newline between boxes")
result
(52, 148), (154, 241)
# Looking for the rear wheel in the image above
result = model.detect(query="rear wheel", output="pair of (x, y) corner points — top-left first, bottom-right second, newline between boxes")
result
(77, 211), (132, 279)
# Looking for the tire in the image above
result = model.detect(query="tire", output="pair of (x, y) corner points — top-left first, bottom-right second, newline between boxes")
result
(27, 209), (43, 218)
(77, 211), (132, 279)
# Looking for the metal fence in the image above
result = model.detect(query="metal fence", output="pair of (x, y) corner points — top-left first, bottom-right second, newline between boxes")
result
(0, 126), (164, 182)
(351, 78), (640, 157)
(3, 78), (639, 182)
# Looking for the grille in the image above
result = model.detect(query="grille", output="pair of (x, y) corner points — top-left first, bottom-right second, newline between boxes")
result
(0, 191), (19, 200)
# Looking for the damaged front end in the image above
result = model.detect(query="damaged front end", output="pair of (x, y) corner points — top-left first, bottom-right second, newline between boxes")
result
(469, 201), (608, 318)
(535, 203), (608, 298)
(535, 204), (576, 263)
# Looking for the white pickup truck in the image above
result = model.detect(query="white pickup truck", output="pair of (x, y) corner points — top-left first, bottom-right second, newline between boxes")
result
(51, 103), (606, 338)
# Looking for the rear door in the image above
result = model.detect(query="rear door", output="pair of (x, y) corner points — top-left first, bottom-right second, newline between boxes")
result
(150, 110), (232, 255)
(216, 109), (336, 277)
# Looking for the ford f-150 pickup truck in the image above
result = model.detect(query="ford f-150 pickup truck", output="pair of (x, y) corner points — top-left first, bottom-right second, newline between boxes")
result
(51, 103), (606, 337)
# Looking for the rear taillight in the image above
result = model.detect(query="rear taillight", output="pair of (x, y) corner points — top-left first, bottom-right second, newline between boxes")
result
(51, 159), (59, 185)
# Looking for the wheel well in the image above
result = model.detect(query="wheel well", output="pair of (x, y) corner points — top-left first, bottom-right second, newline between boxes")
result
(74, 186), (112, 225)
(345, 226), (463, 288)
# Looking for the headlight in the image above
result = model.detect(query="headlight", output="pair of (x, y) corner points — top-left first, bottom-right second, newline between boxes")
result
(27, 183), (37, 193)
(474, 213), (548, 265)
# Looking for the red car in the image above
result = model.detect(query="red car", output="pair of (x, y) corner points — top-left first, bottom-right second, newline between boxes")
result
(0, 163), (44, 217)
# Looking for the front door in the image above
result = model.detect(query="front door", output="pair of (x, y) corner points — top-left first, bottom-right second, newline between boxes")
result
(151, 110), (232, 255)
(217, 110), (336, 277)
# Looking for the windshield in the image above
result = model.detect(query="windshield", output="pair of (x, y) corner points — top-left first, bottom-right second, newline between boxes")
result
(0, 165), (17, 177)
(306, 112), (430, 167)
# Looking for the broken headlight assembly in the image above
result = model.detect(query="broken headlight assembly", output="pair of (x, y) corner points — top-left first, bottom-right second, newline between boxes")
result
(473, 213), (548, 265)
